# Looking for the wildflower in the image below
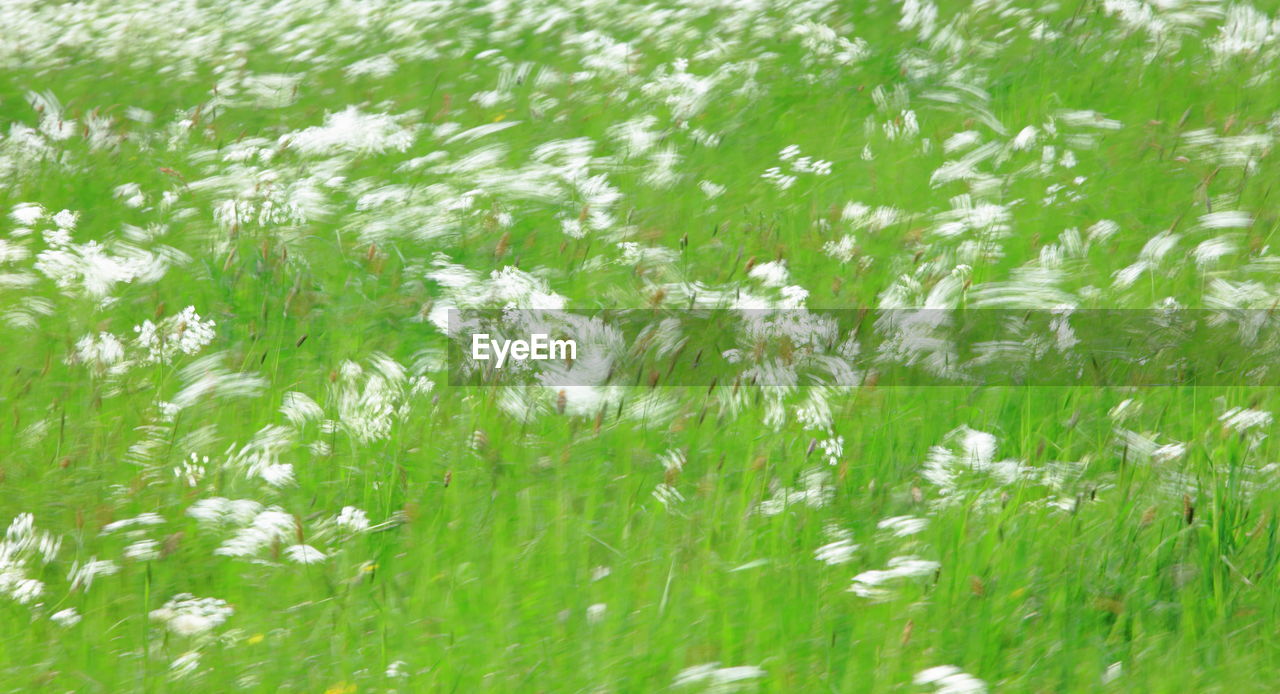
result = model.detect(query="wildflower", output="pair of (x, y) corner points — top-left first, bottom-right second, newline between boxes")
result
(114, 183), (145, 208)
(673, 663), (765, 692)
(850, 556), (940, 600)
(124, 540), (161, 562)
(150, 593), (233, 637)
(914, 665), (987, 694)
(170, 651), (201, 679)
(748, 260), (790, 287)
(815, 539), (859, 565)
(50, 608), (81, 627)
(652, 483), (684, 507)
(72, 332), (126, 371)
(67, 558), (119, 591)
(175, 454), (207, 487)
(134, 306), (216, 364)
(51, 209), (78, 230)
(345, 55), (399, 79)
(817, 436), (844, 465)
(877, 516), (929, 537)
(100, 513), (164, 534)
(284, 544), (326, 564)
(1220, 407), (1272, 431)
(214, 508), (297, 558)
(11, 203), (44, 225)
(757, 468), (833, 516)
(699, 181), (726, 198)
(281, 107), (418, 156)
(187, 498), (263, 526)
(280, 391), (324, 427)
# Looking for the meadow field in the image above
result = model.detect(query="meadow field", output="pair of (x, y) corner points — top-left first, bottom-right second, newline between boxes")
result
(4, 0), (1280, 691)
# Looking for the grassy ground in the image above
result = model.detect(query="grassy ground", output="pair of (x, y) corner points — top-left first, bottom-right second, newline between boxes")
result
(4, 0), (1280, 691)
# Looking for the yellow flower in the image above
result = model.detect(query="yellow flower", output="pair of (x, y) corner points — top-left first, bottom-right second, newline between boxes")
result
(246, 633), (265, 645)
(323, 682), (356, 694)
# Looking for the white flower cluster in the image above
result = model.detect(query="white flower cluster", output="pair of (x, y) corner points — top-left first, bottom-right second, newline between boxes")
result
(334, 506), (370, 533)
(72, 332), (126, 372)
(914, 665), (988, 694)
(762, 144), (832, 190)
(756, 467), (834, 516)
(673, 663), (766, 692)
(150, 593), (234, 637)
(849, 555), (940, 601)
(324, 354), (432, 444)
(0, 514), (61, 605)
(134, 306), (217, 364)
(17, 203), (177, 302)
(211, 507), (297, 558)
(280, 106), (419, 156)
(188, 497), (370, 564)
(814, 524), (859, 565)
(67, 557), (119, 591)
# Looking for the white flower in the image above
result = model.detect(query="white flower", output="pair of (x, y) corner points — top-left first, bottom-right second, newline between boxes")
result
(52, 209), (78, 230)
(42, 228), (71, 248)
(284, 544), (326, 564)
(67, 558), (119, 591)
(124, 540), (161, 562)
(674, 663), (765, 691)
(345, 55), (399, 79)
(1011, 126), (1037, 150)
(699, 180), (725, 198)
(652, 483), (684, 507)
(757, 468), (833, 516)
(11, 203), (44, 226)
(850, 556), (940, 600)
(586, 603), (607, 624)
(2, 577), (43, 604)
(280, 391), (324, 427)
(748, 260), (789, 287)
(877, 515), (929, 537)
(214, 508), (296, 558)
(50, 607), (81, 627)
(72, 332), (126, 370)
(335, 506), (370, 532)
(1220, 407), (1272, 432)
(114, 183), (145, 208)
(100, 512), (164, 534)
(150, 593), (233, 637)
(187, 498), (262, 526)
(814, 539), (859, 565)
(761, 166), (797, 190)
(170, 651), (201, 679)
(175, 454), (207, 487)
(134, 306), (216, 364)
(281, 107), (418, 156)
(914, 665), (987, 694)
(817, 435), (843, 465)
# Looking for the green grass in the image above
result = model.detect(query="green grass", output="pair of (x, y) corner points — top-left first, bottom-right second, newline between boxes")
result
(4, 0), (1280, 691)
